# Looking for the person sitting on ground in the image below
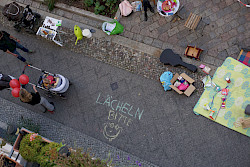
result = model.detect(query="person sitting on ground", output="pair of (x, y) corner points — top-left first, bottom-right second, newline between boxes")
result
(0, 73), (12, 90)
(0, 30), (34, 64)
(143, 0), (154, 21)
(19, 85), (55, 113)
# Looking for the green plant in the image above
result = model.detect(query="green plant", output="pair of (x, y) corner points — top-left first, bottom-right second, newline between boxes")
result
(52, 148), (107, 167)
(45, 0), (56, 11)
(19, 134), (45, 162)
(84, 0), (94, 7)
(94, 1), (106, 15)
(37, 142), (62, 167)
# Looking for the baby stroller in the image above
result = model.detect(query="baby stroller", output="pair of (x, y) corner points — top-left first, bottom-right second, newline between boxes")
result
(2, 2), (41, 33)
(23, 65), (71, 99)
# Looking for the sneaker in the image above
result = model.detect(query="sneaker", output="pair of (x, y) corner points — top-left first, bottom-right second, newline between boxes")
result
(48, 110), (54, 114)
(43, 108), (47, 113)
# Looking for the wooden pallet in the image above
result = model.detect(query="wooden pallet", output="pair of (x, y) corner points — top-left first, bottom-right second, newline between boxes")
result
(184, 12), (201, 30)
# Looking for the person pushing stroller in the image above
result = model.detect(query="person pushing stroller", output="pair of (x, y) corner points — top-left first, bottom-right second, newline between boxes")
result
(19, 85), (55, 114)
(0, 30), (34, 64)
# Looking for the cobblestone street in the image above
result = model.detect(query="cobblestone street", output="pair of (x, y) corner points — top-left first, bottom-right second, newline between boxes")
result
(120, 0), (250, 67)
(0, 0), (250, 167)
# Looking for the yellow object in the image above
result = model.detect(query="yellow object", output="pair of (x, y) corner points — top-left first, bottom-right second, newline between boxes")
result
(74, 25), (83, 45)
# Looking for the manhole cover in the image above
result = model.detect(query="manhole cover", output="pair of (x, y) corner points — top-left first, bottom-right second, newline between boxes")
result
(110, 82), (118, 91)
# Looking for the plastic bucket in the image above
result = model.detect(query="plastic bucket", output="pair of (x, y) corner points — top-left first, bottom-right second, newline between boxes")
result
(82, 29), (92, 38)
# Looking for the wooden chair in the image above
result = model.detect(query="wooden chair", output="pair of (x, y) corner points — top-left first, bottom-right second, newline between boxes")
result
(184, 12), (201, 30)
(140, 0), (156, 6)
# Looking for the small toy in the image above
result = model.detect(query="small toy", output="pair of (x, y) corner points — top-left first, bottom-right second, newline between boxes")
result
(178, 76), (183, 80)
(202, 66), (211, 74)
(180, 78), (185, 83)
(203, 104), (216, 120)
(74, 25), (83, 45)
(30, 133), (38, 141)
(174, 80), (181, 87)
(221, 98), (226, 109)
(199, 64), (205, 68)
(211, 82), (221, 92)
(225, 77), (231, 83)
(221, 88), (229, 95)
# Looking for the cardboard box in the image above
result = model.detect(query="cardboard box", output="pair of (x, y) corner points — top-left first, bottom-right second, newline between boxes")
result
(169, 73), (196, 96)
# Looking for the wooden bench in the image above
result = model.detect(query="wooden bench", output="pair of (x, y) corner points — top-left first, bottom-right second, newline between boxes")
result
(184, 12), (201, 30)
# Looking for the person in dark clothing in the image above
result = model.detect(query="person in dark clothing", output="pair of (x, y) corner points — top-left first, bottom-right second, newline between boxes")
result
(0, 73), (12, 90)
(19, 85), (55, 113)
(0, 31), (34, 63)
(143, 0), (155, 21)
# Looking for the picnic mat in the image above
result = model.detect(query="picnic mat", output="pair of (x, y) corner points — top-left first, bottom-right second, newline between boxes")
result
(237, 49), (250, 67)
(193, 57), (250, 137)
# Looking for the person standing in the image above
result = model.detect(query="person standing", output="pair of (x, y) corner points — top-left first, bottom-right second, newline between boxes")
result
(143, 0), (155, 21)
(0, 31), (34, 63)
(19, 85), (55, 113)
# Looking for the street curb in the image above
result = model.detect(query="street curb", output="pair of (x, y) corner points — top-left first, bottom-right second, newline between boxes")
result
(0, 97), (158, 167)
(54, 2), (114, 23)
(0, 0), (217, 76)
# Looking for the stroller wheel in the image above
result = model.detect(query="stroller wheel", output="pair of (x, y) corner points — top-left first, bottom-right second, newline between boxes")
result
(59, 94), (67, 100)
(34, 13), (41, 19)
(69, 80), (72, 86)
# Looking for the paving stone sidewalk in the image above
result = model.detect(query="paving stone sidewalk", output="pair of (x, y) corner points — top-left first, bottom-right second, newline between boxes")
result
(0, 97), (157, 167)
(0, 1), (250, 167)
(120, 0), (250, 66)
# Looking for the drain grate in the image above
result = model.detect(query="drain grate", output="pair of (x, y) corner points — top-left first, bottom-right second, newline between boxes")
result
(110, 82), (118, 91)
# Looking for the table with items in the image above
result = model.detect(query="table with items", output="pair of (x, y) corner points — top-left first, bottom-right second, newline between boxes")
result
(157, 0), (180, 17)
(36, 16), (64, 46)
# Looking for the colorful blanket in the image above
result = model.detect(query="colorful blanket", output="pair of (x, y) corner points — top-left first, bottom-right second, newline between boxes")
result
(237, 49), (250, 67)
(193, 57), (250, 137)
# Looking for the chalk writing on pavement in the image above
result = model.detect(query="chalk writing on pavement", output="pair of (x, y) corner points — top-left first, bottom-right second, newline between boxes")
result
(96, 93), (144, 141)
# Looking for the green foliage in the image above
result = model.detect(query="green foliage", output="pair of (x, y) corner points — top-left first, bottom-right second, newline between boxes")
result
(37, 142), (62, 167)
(84, 0), (94, 7)
(45, 0), (56, 11)
(51, 148), (107, 167)
(19, 134), (45, 162)
(94, 1), (106, 15)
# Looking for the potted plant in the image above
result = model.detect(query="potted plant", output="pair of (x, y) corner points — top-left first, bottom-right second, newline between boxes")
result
(13, 128), (51, 152)
(0, 154), (23, 167)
